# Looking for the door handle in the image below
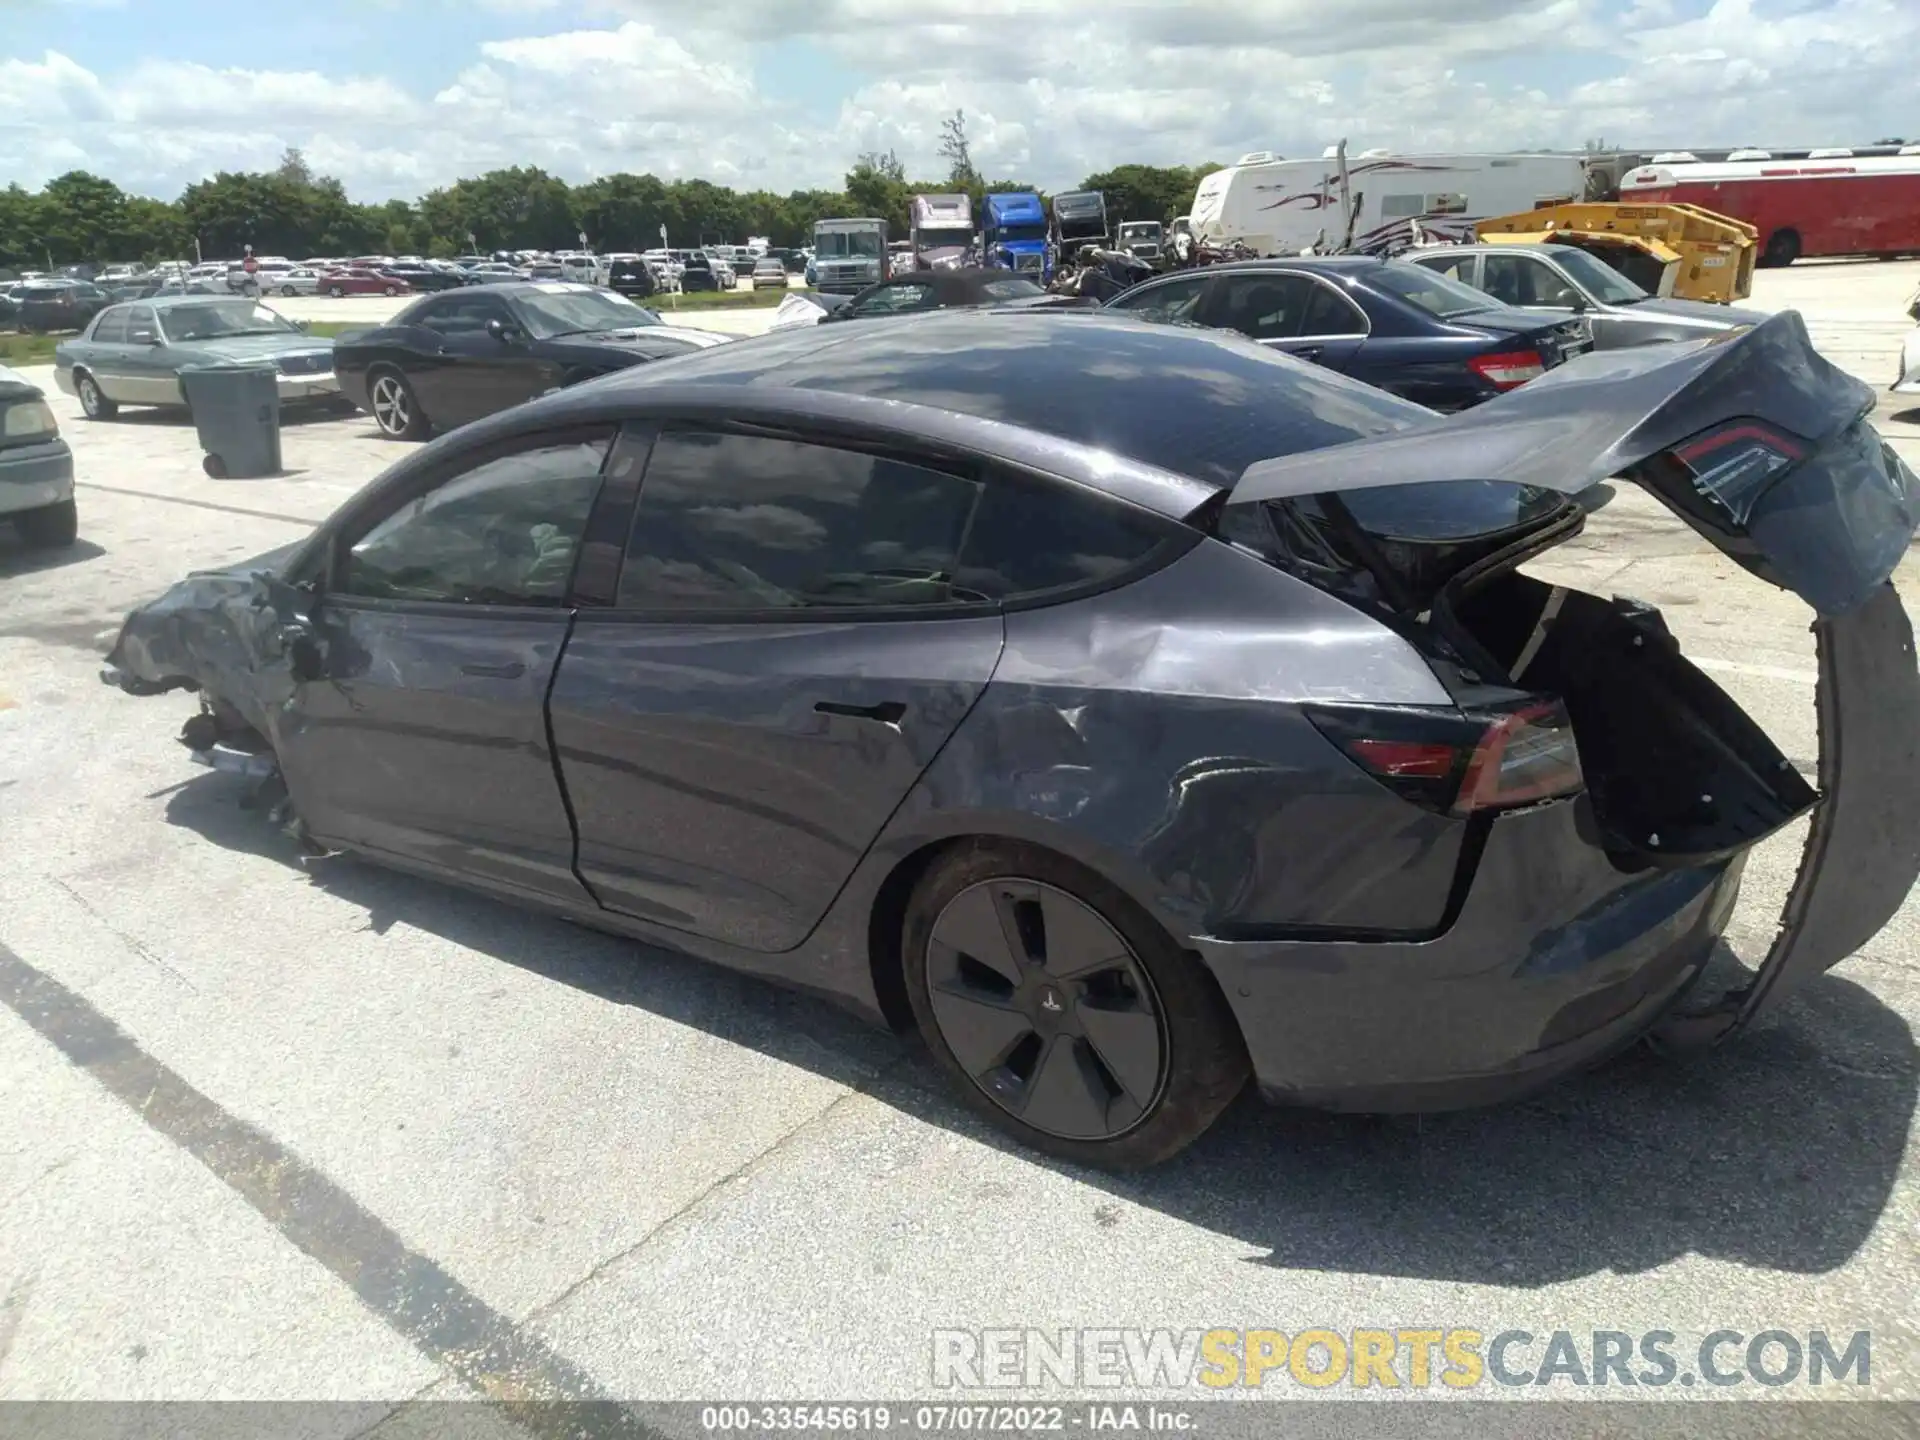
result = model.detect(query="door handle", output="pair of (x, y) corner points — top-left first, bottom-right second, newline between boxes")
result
(460, 661), (526, 679)
(814, 699), (907, 725)
(1293, 345), (1323, 361)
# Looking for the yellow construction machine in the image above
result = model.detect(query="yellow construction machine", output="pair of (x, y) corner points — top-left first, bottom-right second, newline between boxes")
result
(1474, 203), (1757, 303)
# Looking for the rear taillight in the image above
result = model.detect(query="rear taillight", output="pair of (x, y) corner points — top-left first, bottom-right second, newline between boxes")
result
(1468, 348), (1547, 390)
(1668, 419), (1807, 524)
(1453, 701), (1584, 814)
(1307, 700), (1584, 815)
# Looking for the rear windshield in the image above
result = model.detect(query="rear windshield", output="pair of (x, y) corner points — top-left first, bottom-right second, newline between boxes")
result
(1368, 261), (1499, 319)
(1342, 480), (1568, 540)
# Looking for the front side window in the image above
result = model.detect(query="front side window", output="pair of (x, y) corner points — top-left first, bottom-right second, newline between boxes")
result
(1483, 253), (1579, 308)
(851, 283), (934, 317)
(340, 438), (611, 606)
(1552, 248), (1647, 305)
(1411, 252), (1478, 286)
(618, 431), (983, 612)
(414, 294), (510, 336)
(1106, 276), (1213, 325)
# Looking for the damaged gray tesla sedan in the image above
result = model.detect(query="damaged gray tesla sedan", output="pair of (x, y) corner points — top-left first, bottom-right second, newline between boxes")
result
(101, 309), (1920, 1168)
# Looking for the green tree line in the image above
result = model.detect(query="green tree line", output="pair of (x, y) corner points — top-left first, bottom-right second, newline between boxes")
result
(0, 140), (1220, 269)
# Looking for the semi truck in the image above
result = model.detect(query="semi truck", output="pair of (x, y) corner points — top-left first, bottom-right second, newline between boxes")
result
(1115, 220), (1166, 264)
(1050, 190), (1109, 263)
(909, 193), (974, 269)
(982, 192), (1050, 281)
(810, 217), (888, 293)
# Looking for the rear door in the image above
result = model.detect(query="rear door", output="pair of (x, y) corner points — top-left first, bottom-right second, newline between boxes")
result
(548, 422), (1008, 952)
(1203, 271), (1367, 372)
(78, 306), (137, 401)
(276, 427), (616, 907)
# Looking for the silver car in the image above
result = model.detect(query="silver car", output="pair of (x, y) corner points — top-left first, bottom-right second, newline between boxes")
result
(0, 366), (75, 549)
(52, 296), (339, 420)
(1406, 242), (1768, 349)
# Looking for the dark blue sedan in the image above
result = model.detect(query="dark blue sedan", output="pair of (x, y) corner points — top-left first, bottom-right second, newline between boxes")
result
(1104, 255), (1593, 411)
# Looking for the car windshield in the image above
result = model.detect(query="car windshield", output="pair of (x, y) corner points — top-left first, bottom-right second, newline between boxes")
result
(1367, 261), (1500, 318)
(158, 302), (302, 341)
(816, 232), (883, 259)
(1552, 248), (1649, 305)
(512, 286), (660, 337)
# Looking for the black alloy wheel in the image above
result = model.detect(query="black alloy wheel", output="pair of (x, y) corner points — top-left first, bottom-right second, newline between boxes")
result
(903, 843), (1248, 1167)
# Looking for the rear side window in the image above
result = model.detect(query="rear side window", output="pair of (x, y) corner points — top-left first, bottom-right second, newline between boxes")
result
(1367, 262), (1497, 319)
(957, 473), (1172, 602)
(619, 431), (980, 611)
(91, 308), (129, 342)
(618, 430), (1173, 613)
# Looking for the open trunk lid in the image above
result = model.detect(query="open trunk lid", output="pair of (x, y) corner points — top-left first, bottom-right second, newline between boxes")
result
(1226, 310), (1920, 1043)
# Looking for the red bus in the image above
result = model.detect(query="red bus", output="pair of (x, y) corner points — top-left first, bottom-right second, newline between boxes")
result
(1619, 155), (1920, 267)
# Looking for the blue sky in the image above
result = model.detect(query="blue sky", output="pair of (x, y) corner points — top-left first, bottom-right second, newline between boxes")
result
(1, 0), (1913, 201)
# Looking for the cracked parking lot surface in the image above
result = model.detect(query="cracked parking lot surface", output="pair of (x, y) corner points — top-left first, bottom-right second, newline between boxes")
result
(2, 264), (1919, 1420)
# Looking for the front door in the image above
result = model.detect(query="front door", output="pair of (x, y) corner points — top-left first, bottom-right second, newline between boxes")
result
(548, 425), (1006, 952)
(411, 292), (551, 427)
(275, 428), (615, 908)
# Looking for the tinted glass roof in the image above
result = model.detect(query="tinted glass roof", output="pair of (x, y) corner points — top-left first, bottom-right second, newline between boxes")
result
(603, 309), (1430, 488)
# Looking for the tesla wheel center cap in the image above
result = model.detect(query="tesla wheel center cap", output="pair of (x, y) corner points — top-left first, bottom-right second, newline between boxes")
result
(1036, 985), (1065, 1016)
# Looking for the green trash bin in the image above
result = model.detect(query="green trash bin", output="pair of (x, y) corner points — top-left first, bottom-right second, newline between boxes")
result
(181, 364), (282, 479)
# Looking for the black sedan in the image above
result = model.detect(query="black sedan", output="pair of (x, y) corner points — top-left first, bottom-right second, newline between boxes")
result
(1105, 256), (1594, 411)
(821, 267), (1065, 322)
(15, 279), (112, 334)
(100, 309), (1920, 1167)
(376, 262), (473, 293)
(333, 281), (730, 440)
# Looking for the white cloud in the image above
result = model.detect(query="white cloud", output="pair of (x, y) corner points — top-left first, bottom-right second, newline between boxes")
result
(0, 0), (1914, 203)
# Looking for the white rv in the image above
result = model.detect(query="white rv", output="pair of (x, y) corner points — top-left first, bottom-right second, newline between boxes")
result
(1189, 150), (1589, 257)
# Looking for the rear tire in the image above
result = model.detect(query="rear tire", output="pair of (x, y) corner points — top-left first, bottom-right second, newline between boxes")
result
(327, 284), (345, 298)
(16, 497), (77, 549)
(367, 367), (429, 440)
(901, 841), (1248, 1169)
(1761, 228), (1801, 267)
(74, 370), (117, 420)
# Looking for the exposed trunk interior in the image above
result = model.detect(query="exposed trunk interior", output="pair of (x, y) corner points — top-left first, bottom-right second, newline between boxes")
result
(1447, 569), (1818, 866)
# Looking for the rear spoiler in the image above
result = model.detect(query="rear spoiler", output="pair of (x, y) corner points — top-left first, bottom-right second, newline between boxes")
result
(1230, 311), (1867, 506)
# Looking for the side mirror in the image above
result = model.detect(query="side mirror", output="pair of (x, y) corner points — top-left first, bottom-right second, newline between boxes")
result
(295, 318), (311, 331)
(1568, 292), (1591, 313)
(486, 317), (517, 343)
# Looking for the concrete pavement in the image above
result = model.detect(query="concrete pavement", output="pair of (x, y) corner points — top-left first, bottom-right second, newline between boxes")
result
(1, 258), (1918, 1419)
